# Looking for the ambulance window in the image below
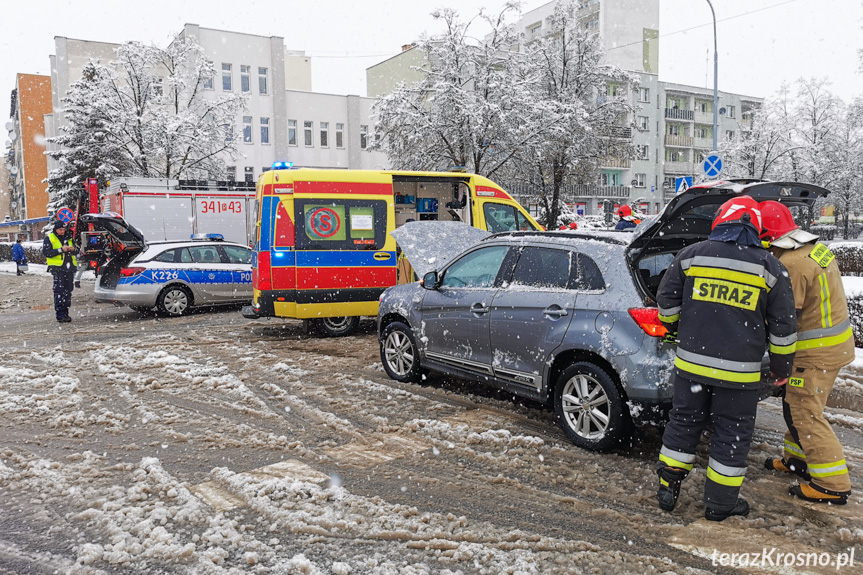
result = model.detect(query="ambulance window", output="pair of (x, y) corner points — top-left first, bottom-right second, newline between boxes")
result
(294, 199), (387, 250)
(483, 203), (520, 232)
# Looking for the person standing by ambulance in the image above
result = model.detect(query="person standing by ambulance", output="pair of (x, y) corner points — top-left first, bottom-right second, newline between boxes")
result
(43, 220), (78, 323)
(760, 201), (853, 505)
(655, 195), (797, 521)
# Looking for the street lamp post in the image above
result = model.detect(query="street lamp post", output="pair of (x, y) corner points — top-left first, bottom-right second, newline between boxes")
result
(706, 0), (718, 151)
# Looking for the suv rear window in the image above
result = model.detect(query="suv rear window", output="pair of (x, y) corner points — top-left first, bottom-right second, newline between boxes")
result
(510, 247), (605, 291)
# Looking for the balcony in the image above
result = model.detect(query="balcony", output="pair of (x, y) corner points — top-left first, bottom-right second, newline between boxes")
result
(694, 136), (714, 149)
(664, 161), (696, 174)
(665, 135), (693, 147)
(665, 108), (694, 121)
(694, 110), (713, 124)
(601, 157), (631, 168)
(568, 185), (631, 198)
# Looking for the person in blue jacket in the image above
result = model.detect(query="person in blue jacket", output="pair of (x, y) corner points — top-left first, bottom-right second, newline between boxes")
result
(12, 239), (27, 275)
(614, 205), (640, 230)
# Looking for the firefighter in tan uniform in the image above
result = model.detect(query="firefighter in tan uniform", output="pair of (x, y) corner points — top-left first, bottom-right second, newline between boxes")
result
(760, 201), (853, 505)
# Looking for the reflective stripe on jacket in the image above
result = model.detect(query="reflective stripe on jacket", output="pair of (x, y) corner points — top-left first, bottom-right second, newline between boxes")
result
(773, 242), (854, 369)
(657, 239), (797, 389)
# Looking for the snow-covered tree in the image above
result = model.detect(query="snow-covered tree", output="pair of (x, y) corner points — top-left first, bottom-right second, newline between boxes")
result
(822, 98), (863, 237)
(720, 98), (795, 180)
(372, 4), (541, 178)
(508, 0), (635, 228)
(47, 36), (246, 210)
(46, 62), (133, 212)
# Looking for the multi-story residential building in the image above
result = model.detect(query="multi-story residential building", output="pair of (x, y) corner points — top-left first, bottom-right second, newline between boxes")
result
(8, 74), (53, 223)
(19, 25), (387, 222)
(366, 0), (761, 216)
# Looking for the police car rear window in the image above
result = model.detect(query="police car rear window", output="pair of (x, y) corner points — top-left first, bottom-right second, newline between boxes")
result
(153, 249), (179, 263)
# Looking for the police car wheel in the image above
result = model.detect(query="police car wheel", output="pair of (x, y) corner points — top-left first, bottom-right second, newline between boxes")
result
(380, 321), (423, 383)
(311, 316), (360, 337)
(553, 362), (631, 452)
(157, 285), (193, 317)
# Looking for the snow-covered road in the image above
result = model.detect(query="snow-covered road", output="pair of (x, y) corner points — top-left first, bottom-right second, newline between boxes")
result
(0, 270), (861, 574)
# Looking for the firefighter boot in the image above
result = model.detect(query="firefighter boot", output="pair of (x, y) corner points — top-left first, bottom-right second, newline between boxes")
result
(764, 457), (810, 481)
(705, 498), (750, 522)
(656, 466), (688, 511)
(789, 482), (849, 505)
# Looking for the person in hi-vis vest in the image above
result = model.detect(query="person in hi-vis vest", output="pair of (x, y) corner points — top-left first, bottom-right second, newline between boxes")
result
(42, 220), (78, 323)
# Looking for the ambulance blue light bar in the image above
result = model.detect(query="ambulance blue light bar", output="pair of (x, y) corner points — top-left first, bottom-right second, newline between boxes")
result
(191, 233), (224, 241)
(272, 161), (294, 170)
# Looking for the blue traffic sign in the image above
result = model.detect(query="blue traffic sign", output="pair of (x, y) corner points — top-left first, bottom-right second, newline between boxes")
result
(57, 207), (75, 224)
(703, 152), (723, 178)
(675, 177), (692, 193)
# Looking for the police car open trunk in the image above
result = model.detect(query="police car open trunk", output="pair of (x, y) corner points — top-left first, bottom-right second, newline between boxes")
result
(78, 213), (147, 289)
(626, 180), (829, 304)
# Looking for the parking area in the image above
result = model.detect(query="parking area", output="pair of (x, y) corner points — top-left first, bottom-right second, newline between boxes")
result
(1, 271), (862, 573)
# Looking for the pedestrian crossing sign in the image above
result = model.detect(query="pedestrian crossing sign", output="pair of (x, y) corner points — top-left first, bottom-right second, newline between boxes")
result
(675, 177), (692, 193)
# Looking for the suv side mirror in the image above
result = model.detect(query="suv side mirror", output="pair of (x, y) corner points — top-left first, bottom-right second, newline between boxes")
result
(421, 270), (439, 290)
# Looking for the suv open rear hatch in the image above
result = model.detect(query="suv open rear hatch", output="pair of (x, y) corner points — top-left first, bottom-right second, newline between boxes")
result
(626, 180), (829, 303)
(78, 212), (148, 288)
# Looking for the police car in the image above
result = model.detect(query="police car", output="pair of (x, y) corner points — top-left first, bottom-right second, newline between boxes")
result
(79, 213), (252, 316)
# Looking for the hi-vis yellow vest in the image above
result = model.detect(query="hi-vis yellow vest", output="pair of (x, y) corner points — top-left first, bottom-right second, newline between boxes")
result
(46, 233), (77, 267)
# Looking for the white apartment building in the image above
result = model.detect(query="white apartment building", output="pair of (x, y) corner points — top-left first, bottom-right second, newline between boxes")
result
(367, 0), (760, 215)
(43, 25), (386, 196)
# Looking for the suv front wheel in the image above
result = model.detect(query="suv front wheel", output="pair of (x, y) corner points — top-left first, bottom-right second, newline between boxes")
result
(554, 362), (630, 451)
(380, 321), (424, 383)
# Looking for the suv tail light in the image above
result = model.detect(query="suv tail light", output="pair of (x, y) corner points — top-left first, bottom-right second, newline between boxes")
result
(120, 267), (146, 277)
(628, 308), (668, 337)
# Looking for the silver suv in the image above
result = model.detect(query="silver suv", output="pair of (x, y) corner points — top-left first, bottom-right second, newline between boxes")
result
(378, 180), (828, 451)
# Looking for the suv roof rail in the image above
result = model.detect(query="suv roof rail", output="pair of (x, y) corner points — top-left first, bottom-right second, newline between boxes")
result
(484, 230), (629, 245)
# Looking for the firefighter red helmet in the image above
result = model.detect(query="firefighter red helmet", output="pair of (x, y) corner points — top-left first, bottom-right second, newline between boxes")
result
(618, 205), (632, 218)
(711, 195), (763, 231)
(569, 222), (578, 230)
(758, 200), (798, 241)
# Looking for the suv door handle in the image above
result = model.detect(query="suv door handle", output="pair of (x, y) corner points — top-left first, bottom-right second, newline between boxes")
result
(470, 303), (489, 315)
(543, 306), (568, 318)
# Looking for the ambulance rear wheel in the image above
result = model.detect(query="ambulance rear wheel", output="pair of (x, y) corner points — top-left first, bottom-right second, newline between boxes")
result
(157, 285), (193, 317)
(312, 316), (360, 337)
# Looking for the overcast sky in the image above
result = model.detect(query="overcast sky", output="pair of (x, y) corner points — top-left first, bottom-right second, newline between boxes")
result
(2, 0), (861, 139)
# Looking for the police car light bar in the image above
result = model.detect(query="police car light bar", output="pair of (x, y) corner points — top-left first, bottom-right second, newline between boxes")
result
(191, 233), (224, 241)
(272, 161), (294, 170)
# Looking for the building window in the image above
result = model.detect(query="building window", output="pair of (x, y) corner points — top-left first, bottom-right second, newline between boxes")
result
(243, 116), (252, 143)
(336, 123), (344, 148)
(636, 145), (649, 160)
(227, 166), (236, 182)
(634, 173), (646, 187)
(151, 77), (163, 97)
(667, 150), (686, 162)
(288, 120), (297, 146)
(304, 121), (313, 146)
(600, 172), (619, 187)
(360, 125), (368, 149)
(725, 130), (735, 140)
(260, 117), (269, 144)
(203, 62), (214, 90)
(698, 101), (711, 113)
(244, 167), (254, 183)
(638, 116), (649, 131)
(223, 123), (234, 142)
(527, 22), (542, 40)
(667, 124), (680, 136)
(727, 105), (736, 118)
(241, 65), (251, 93)
(222, 63), (232, 91)
(259, 67), (268, 95)
(638, 87), (649, 102)
(320, 122), (329, 148)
